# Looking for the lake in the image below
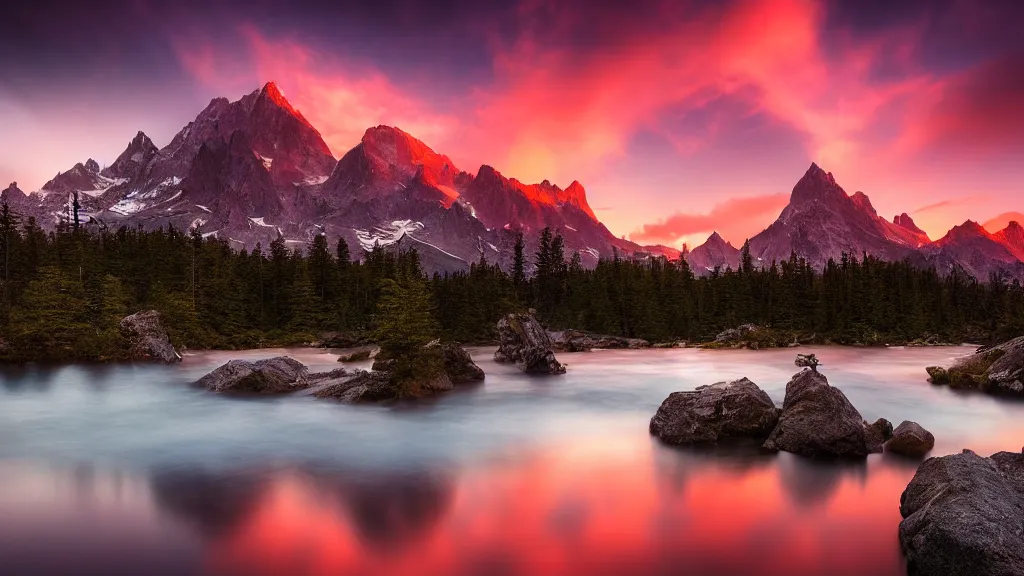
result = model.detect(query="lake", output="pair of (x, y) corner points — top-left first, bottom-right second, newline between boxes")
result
(1, 345), (1021, 576)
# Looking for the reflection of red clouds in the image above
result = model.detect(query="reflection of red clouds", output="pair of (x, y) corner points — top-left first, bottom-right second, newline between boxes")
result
(205, 444), (910, 576)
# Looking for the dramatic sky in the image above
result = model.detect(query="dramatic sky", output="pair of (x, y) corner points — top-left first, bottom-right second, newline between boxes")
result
(2, 0), (1022, 249)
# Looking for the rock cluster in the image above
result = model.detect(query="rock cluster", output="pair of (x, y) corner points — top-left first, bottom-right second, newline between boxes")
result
(119, 310), (181, 364)
(899, 449), (1024, 576)
(548, 330), (651, 352)
(926, 336), (1024, 396)
(196, 343), (484, 403)
(651, 364), (934, 459)
(701, 324), (798, 349)
(494, 312), (566, 374)
(762, 370), (885, 458)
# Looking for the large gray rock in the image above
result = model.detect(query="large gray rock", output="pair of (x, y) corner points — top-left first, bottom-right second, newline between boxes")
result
(885, 421), (935, 458)
(930, 336), (1024, 396)
(494, 312), (566, 374)
(442, 343), (485, 384)
(650, 378), (781, 445)
(899, 450), (1024, 576)
(196, 357), (308, 394)
(119, 310), (180, 363)
(762, 369), (881, 458)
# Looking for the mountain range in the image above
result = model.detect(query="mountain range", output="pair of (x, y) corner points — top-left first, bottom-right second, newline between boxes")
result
(2, 81), (1022, 280)
(686, 164), (1024, 280)
(1, 82), (674, 273)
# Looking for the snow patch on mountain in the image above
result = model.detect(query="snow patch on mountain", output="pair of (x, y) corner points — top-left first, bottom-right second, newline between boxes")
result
(110, 177), (183, 215)
(354, 220), (425, 251)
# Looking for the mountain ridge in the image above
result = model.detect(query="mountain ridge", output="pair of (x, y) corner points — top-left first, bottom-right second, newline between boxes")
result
(3, 82), (1019, 279)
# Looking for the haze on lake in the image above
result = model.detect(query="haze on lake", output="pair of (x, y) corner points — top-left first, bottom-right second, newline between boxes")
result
(2, 346), (1022, 576)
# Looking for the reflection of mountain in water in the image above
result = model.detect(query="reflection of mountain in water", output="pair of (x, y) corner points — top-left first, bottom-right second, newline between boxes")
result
(308, 468), (455, 550)
(149, 469), (270, 536)
(148, 466), (455, 551)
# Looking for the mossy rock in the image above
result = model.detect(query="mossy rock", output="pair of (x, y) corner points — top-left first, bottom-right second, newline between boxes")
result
(926, 366), (949, 385)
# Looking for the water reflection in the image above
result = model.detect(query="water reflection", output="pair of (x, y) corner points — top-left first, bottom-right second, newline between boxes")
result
(0, 439), (917, 576)
(3, 345), (1022, 575)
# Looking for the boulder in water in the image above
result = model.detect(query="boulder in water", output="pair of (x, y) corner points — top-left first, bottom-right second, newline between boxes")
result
(196, 356), (308, 394)
(885, 421), (935, 457)
(494, 312), (565, 374)
(650, 378), (781, 445)
(119, 310), (180, 363)
(762, 369), (881, 458)
(866, 417), (894, 450)
(899, 450), (1024, 576)
(441, 343), (485, 384)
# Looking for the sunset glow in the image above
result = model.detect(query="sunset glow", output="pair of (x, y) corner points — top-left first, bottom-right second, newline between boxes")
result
(2, 0), (1022, 248)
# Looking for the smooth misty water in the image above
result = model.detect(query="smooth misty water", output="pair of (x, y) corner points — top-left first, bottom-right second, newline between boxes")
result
(1, 346), (1022, 576)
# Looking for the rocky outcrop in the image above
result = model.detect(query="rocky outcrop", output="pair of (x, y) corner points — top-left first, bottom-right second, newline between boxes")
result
(548, 330), (651, 352)
(650, 378), (781, 445)
(885, 421), (935, 457)
(762, 369), (882, 457)
(702, 324), (797, 349)
(494, 312), (566, 374)
(119, 310), (181, 363)
(899, 450), (1024, 576)
(927, 336), (1024, 396)
(441, 342), (484, 384)
(925, 366), (949, 384)
(311, 342), (481, 402)
(196, 357), (308, 394)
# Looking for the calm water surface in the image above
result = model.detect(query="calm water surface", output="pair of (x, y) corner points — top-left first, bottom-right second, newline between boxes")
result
(1, 346), (1022, 576)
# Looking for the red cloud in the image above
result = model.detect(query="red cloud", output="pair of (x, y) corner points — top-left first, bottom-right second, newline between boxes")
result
(629, 193), (789, 245)
(898, 53), (1024, 159)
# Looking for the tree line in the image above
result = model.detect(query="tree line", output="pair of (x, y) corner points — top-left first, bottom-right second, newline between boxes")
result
(1, 200), (1022, 363)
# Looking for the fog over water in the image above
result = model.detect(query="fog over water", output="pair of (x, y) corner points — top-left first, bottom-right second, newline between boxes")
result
(1, 346), (1021, 575)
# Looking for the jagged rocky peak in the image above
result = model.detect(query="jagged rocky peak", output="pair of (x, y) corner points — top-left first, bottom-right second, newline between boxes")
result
(84, 158), (100, 173)
(994, 221), (1024, 261)
(102, 131), (158, 180)
(361, 125), (459, 175)
(561, 180), (596, 219)
(790, 162), (847, 205)
(894, 213), (925, 234)
(850, 191), (876, 215)
(706, 231), (730, 246)
(940, 219), (988, 242)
